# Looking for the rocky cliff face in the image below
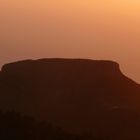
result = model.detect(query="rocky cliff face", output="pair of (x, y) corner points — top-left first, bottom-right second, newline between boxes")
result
(0, 59), (140, 139)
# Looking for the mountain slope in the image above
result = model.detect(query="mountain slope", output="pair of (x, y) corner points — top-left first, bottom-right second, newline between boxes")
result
(0, 58), (140, 139)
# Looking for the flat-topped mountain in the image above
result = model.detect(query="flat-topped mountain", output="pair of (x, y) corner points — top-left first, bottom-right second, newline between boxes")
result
(0, 58), (140, 140)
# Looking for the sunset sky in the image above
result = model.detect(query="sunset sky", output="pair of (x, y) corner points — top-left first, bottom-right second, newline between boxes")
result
(0, 0), (140, 82)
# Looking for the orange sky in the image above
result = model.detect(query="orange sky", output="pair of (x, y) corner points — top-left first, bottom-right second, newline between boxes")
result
(0, 0), (140, 82)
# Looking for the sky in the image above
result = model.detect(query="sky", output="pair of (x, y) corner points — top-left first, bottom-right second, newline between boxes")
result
(0, 0), (140, 82)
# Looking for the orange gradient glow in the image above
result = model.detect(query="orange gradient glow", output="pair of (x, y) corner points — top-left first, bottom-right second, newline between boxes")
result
(0, 0), (140, 82)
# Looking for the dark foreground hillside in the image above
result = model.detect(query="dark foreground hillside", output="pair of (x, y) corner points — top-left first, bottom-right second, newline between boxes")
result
(0, 110), (95, 140)
(0, 58), (140, 140)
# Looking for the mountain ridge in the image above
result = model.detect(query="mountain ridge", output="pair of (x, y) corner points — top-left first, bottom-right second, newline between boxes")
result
(0, 58), (140, 139)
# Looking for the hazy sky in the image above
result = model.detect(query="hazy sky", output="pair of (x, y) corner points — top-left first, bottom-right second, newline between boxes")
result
(0, 0), (140, 82)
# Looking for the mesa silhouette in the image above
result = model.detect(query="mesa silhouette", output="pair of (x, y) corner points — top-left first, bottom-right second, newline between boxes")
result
(0, 58), (140, 140)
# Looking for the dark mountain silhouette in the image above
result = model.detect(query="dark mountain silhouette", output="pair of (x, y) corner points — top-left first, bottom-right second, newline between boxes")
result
(0, 58), (140, 140)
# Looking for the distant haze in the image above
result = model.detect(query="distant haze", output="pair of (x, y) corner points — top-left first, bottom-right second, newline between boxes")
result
(0, 0), (140, 82)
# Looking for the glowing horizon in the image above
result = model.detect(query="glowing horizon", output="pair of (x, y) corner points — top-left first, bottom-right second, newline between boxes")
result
(0, 0), (140, 82)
